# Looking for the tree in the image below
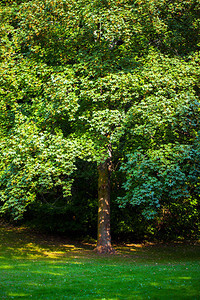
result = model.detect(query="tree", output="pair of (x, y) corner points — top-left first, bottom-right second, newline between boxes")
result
(0, 0), (199, 250)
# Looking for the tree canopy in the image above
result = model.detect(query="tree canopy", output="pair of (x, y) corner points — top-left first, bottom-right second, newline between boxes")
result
(0, 0), (199, 244)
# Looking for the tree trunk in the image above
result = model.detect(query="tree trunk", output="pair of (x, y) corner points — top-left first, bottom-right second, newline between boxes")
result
(96, 158), (115, 254)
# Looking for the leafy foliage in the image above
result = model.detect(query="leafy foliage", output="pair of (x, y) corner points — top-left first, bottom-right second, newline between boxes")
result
(0, 0), (199, 239)
(119, 143), (200, 219)
(0, 123), (77, 219)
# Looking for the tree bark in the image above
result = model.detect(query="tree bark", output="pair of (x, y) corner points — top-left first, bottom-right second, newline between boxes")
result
(96, 158), (115, 254)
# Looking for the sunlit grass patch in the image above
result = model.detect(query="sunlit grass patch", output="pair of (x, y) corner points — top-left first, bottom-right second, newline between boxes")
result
(0, 224), (199, 299)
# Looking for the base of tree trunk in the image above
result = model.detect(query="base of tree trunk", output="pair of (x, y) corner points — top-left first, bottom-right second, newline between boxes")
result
(95, 245), (116, 254)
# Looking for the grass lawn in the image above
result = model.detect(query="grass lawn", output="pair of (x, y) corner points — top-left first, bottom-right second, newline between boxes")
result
(0, 224), (199, 299)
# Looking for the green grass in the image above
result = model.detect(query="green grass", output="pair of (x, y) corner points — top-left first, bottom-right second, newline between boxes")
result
(0, 224), (199, 299)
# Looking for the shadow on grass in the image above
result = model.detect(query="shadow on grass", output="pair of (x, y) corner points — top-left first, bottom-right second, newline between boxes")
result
(0, 224), (92, 260)
(0, 223), (200, 262)
(115, 241), (200, 263)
